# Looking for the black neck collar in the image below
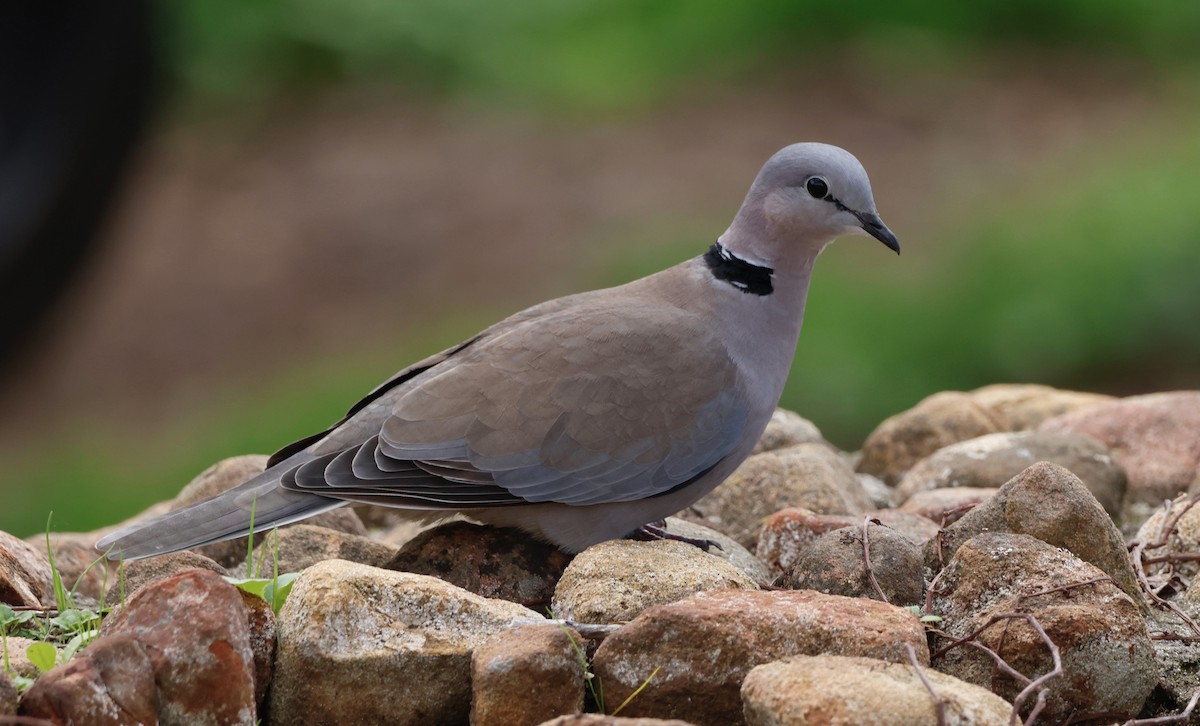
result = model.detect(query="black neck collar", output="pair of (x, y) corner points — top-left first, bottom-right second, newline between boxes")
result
(703, 242), (774, 296)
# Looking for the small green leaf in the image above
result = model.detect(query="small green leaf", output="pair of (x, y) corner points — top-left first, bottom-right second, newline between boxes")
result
(9, 673), (35, 693)
(262, 573), (298, 614)
(919, 614), (944, 624)
(26, 642), (58, 673)
(50, 609), (100, 632)
(225, 577), (270, 599)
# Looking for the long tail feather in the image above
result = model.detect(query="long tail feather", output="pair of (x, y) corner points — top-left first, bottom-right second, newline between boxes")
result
(95, 459), (344, 561)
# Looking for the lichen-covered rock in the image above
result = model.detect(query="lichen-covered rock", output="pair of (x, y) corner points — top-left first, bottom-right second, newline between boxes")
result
(741, 655), (1013, 726)
(969, 383), (1113, 431)
(930, 533), (1156, 721)
(592, 589), (928, 725)
(1135, 495), (1200, 582)
(661, 517), (771, 585)
(751, 408), (827, 454)
(897, 487), (996, 526)
(895, 431), (1126, 516)
(925, 463), (1140, 599)
(689, 444), (873, 549)
(19, 632), (158, 726)
(101, 568), (259, 724)
(1040, 391), (1200, 520)
(782, 524), (924, 605)
(551, 539), (757, 624)
(0, 530), (54, 607)
(387, 521), (571, 610)
(757, 509), (937, 580)
(859, 392), (1005, 486)
(244, 523), (397, 574)
(270, 559), (539, 725)
(472, 623), (585, 724)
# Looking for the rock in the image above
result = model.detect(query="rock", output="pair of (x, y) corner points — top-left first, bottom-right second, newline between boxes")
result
(33, 533), (114, 603)
(925, 463), (1140, 600)
(386, 521), (571, 611)
(970, 383), (1114, 431)
(782, 524), (924, 605)
(100, 568), (258, 724)
(472, 623), (585, 724)
(930, 533), (1157, 721)
(898, 487), (997, 526)
(870, 509), (941, 547)
(121, 550), (228, 597)
(551, 539), (757, 624)
(859, 391), (1005, 486)
(858, 473), (895, 508)
(741, 655), (1013, 726)
(1141, 495), (1200, 587)
(592, 589), (927, 725)
(0, 669), (15, 717)
(1, 636), (39, 679)
(756, 509), (857, 580)
(757, 509), (937, 580)
(895, 431), (1126, 517)
(270, 559), (540, 725)
(1040, 391), (1200, 518)
(0, 530), (54, 607)
(237, 589), (276, 708)
(661, 517), (770, 585)
(751, 408), (826, 454)
(688, 444), (873, 549)
(243, 524), (397, 574)
(173, 454), (368, 567)
(1142, 607), (1200, 717)
(19, 632), (158, 726)
(538, 716), (697, 726)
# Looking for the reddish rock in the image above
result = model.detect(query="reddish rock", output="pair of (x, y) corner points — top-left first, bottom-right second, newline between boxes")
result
(0, 669), (15, 717)
(34, 533), (115, 603)
(237, 589), (276, 708)
(103, 568), (257, 724)
(0, 530), (54, 607)
(592, 589), (927, 725)
(472, 623), (585, 724)
(121, 551), (228, 597)
(1040, 391), (1200, 514)
(20, 632), (157, 726)
(859, 391), (1005, 485)
(756, 509), (858, 579)
(387, 521), (571, 610)
(539, 716), (697, 726)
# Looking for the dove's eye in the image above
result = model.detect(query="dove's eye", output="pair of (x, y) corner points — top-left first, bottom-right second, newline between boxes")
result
(805, 176), (829, 199)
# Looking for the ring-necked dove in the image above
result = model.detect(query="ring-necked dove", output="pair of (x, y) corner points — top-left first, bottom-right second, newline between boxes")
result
(96, 142), (898, 560)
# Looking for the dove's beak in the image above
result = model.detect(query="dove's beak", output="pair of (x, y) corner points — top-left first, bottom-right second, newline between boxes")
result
(856, 212), (900, 254)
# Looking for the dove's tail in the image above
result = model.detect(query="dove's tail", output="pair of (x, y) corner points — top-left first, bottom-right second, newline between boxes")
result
(95, 456), (344, 562)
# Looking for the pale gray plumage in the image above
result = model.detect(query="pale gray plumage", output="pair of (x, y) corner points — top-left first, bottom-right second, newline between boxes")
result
(96, 142), (898, 560)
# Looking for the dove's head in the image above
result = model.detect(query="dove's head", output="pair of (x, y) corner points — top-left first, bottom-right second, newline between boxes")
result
(724, 143), (899, 265)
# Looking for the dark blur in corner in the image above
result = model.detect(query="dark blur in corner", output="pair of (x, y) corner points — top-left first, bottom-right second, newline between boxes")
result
(0, 2), (159, 372)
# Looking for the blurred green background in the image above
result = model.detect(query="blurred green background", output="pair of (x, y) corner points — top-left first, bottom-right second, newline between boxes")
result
(2, 0), (1198, 536)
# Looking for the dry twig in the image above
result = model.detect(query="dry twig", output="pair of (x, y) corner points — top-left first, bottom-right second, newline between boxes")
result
(862, 516), (889, 603)
(906, 643), (948, 726)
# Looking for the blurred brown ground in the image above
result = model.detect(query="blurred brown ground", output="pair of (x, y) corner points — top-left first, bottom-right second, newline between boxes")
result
(0, 53), (1152, 451)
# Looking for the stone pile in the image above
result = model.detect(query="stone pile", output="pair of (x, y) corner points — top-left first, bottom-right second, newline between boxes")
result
(2, 384), (1198, 724)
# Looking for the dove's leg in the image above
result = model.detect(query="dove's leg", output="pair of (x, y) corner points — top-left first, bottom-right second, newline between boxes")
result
(627, 520), (723, 551)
